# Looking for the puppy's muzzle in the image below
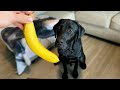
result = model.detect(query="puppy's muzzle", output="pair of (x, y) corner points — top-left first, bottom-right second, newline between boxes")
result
(55, 39), (67, 50)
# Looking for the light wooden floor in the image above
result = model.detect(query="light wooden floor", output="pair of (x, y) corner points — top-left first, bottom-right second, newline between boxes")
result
(0, 35), (120, 79)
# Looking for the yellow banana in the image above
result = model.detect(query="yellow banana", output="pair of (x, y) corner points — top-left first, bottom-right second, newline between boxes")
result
(23, 22), (59, 63)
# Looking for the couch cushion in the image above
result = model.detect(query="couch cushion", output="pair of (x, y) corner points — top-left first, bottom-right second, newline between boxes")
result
(75, 11), (120, 28)
(79, 22), (120, 43)
(110, 12), (120, 32)
(42, 11), (75, 20)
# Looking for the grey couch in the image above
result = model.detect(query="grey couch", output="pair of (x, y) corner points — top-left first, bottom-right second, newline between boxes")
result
(75, 11), (120, 44)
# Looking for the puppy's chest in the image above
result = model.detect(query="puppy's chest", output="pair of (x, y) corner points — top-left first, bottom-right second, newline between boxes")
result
(66, 49), (81, 57)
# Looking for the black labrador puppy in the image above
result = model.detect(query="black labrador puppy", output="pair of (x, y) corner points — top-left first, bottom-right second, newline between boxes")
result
(53, 19), (86, 79)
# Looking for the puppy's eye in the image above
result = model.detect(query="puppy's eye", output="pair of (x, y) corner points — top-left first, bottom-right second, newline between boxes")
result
(67, 29), (73, 33)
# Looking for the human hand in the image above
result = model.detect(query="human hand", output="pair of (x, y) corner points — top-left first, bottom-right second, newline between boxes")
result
(0, 11), (34, 30)
(14, 11), (34, 30)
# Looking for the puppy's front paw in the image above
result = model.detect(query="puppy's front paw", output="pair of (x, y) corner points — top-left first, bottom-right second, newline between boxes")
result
(62, 73), (68, 79)
(72, 71), (78, 79)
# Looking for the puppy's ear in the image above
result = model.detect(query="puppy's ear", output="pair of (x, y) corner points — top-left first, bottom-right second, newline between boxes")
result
(79, 26), (85, 37)
(74, 21), (85, 39)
